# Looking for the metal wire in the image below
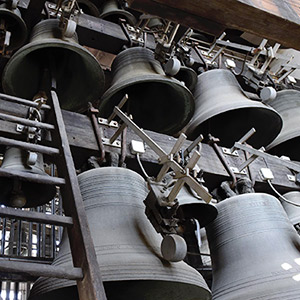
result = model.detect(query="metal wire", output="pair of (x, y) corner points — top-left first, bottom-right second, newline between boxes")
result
(136, 153), (150, 179)
(267, 179), (300, 207)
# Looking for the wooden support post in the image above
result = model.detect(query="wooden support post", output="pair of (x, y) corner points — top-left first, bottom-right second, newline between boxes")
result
(48, 90), (107, 300)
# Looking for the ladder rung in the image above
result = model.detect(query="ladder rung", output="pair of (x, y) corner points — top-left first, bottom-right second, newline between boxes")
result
(0, 259), (83, 280)
(0, 168), (65, 185)
(0, 137), (60, 156)
(0, 207), (73, 227)
(0, 112), (55, 130)
(0, 93), (51, 110)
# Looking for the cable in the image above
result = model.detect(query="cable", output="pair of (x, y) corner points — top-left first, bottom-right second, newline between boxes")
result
(267, 179), (300, 207)
(136, 153), (150, 179)
(194, 219), (202, 248)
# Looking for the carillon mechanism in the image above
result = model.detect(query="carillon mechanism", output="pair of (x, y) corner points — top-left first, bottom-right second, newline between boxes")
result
(1, 1), (300, 300)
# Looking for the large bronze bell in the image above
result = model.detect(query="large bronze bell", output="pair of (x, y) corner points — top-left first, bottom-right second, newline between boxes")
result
(2, 19), (105, 112)
(99, 47), (195, 135)
(0, 2), (27, 51)
(206, 193), (300, 300)
(0, 147), (56, 208)
(185, 69), (282, 147)
(99, 0), (136, 25)
(281, 191), (300, 226)
(28, 167), (211, 300)
(177, 185), (218, 227)
(266, 90), (300, 160)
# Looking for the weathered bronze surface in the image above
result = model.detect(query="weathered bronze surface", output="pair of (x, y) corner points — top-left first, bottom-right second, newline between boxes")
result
(206, 193), (300, 300)
(185, 69), (282, 147)
(99, 47), (195, 135)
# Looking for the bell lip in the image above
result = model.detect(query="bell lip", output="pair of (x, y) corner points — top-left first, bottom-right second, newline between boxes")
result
(0, 7), (27, 50)
(99, 74), (195, 135)
(186, 101), (282, 148)
(2, 38), (105, 111)
(0, 178), (56, 208)
(28, 279), (211, 300)
(100, 8), (137, 26)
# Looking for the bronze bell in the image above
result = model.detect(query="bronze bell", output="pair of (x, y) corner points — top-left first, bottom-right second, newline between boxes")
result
(99, 47), (195, 135)
(147, 18), (165, 31)
(0, 147), (56, 208)
(0, 2), (27, 51)
(281, 191), (300, 226)
(99, 0), (136, 25)
(185, 69), (282, 147)
(206, 193), (300, 300)
(77, 0), (100, 16)
(177, 184), (218, 227)
(28, 167), (211, 300)
(266, 90), (300, 160)
(174, 66), (198, 92)
(2, 19), (105, 112)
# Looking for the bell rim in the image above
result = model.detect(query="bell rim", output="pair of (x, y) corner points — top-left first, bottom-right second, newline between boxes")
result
(186, 104), (282, 147)
(2, 38), (105, 111)
(99, 74), (195, 135)
(0, 7), (27, 50)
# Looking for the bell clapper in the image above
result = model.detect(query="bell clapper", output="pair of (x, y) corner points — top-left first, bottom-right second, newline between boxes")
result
(0, 18), (11, 55)
(10, 179), (26, 208)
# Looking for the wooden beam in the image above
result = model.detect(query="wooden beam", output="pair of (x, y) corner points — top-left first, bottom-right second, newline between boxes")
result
(0, 98), (298, 193)
(128, 0), (300, 50)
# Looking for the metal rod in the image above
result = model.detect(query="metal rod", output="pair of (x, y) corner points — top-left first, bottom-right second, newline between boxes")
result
(184, 134), (204, 157)
(0, 112), (55, 130)
(107, 94), (129, 124)
(230, 127), (256, 153)
(0, 137), (60, 156)
(235, 142), (300, 173)
(0, 93), (51, 110)
(114, 106), (167, 158)
(1, 218), (6, 256)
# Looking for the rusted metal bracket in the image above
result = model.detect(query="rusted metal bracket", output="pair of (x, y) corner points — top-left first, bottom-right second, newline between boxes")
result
(88, 102), (105, 164)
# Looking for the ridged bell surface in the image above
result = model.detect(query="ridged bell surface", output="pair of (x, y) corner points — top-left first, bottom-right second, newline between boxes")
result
(0, 147), (56, 207)
(2, 19), (105, 112)
(0, 3), (27, 51)
(281, 191), (300, 226)
(266, 90), (300, 160)
(177, 185), (218, 227)
(206, 193), (300, 300)
(29, 167), (211, 300)
(99, 47), (195, 135)
(185, 69), (282, 147)
(100, 0), (136, 25)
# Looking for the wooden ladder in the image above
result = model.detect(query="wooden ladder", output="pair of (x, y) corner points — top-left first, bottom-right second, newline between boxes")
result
(0, 90), (107, 300)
